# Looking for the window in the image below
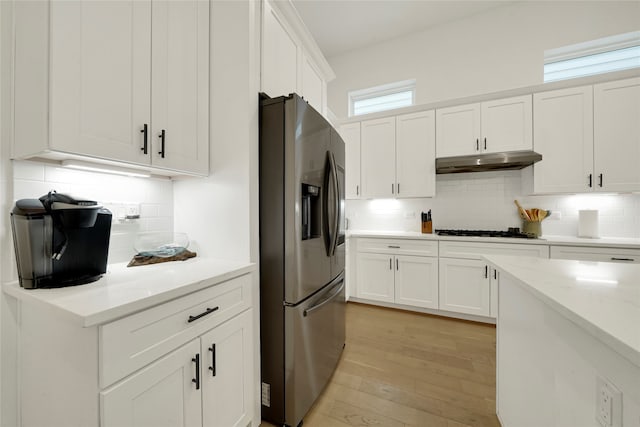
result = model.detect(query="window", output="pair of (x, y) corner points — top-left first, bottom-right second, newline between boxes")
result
(348, 79), (416, 117)
(544, 31), (640, 83)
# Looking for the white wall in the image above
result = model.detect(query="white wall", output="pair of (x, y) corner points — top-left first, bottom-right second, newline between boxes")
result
(347, 170), (640, 238)
(173, 0), (260, 263)
(327, 1), (640, 119)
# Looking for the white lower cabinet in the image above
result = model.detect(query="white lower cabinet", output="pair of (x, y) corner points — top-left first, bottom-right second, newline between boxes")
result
(355, 239), (439, 309)
(439, 258), (490, 316)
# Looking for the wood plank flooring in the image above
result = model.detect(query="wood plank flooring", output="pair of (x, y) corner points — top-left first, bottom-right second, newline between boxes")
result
(261, 302), (500, 427)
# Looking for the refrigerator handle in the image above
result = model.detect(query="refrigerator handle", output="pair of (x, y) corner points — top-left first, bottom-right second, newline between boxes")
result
(322, 152), (333, 256)
(329, 151), (340, 256)
(303, 273), (345, 317)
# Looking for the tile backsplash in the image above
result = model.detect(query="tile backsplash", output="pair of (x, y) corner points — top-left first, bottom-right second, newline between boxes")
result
(346, 170), (640, 238)
(11, 160), (174, 266)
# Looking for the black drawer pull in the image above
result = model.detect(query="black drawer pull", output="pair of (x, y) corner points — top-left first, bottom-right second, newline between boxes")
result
(187, 306), (219, 323)
(388, 245), (401, 249)
(611, 257), (634, 262)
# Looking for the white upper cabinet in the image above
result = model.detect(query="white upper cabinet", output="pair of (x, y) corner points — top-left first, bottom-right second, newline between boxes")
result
(340, 123), (361, 199)
(436, 95), (532, 157)
(13, 0), (210, 176)
(396, 110), (436, 198)
(360, 117), (396, 199)
(533, 86), (594, 193)
(594, 77), (640, 192)
(436, 103), (481, 157)
(261, 0), (334, 116)
(262, 0), (298, 99)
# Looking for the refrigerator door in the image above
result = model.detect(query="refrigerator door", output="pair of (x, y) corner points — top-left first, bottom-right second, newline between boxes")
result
(284, 272), (346, 427)
(284, 96), (333, 304)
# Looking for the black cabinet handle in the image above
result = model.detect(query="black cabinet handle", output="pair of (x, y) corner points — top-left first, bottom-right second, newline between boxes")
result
(208, 344), (216, 376)
(494, 269), (497, 280)
(484, 137), (487, 150)
(396, 258), (399, 271)
(389, 258), (392, 270)
(397, 183), (400, 194)
(611, 257), (634, 262)
(598, 173), (603, 187)
(356, 185), (359, 196)
(192, 353), (200, 390)
(158, 129), (166, 158)
(388, 245), (401, 249)
(187, 306), (219, 323)
(140, 124), (148, 154)
(484, 265), (488, 278)
(588, 174), (592, 188)
(391, 183), (394, 194)
(476, 138), (479, 151)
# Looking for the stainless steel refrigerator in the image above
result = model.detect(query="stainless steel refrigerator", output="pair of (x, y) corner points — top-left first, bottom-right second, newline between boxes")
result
(259, 93), (346, 427)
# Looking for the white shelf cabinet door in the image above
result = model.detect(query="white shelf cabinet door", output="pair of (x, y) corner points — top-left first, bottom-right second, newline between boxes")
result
(435, 103), (481, 157)
(201, 310), (254, 427)
(395, 255), (438, 309)
(150, 0), (209, 175)
(533, 86), (594, 193)
(101, 339), (202, 427)
(481, 95), (532, 154)
(438, 258), (490, 317)
(48, 0), (152, 165)
(356, 253), (395, 303)
(341, 123), (361, 199)
(360, 117), (396, 199)
(396, 111), (436, 198)
(301, 52), (324, 114)
(261, 1), (298, 98)
(594, 77), (640, 192)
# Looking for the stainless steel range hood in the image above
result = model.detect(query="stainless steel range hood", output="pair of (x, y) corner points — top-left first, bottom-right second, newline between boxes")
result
(436, 151), (542, 174)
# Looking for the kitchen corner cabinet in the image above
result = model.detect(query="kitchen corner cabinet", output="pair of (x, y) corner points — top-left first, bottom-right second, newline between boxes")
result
(360, 111), (435, 199)
(436, 95), (532, 157)
(438, 241), (548, 318)
(356, 239), (439, 309)
(532, 77), (640, 194)
(16, 274), (254, 427)
(340, 123), (361, 199)
(13, 0), (209, 176)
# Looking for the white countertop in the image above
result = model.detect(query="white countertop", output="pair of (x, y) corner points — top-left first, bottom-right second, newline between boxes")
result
(485, 255), (640, 367)
(347, 230), (640, 249)
(3, 257), (256, 327)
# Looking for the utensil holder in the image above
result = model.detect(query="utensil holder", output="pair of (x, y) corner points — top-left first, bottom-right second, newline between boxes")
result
(522, 220), (541, 237)
(421, 220), (432, 234)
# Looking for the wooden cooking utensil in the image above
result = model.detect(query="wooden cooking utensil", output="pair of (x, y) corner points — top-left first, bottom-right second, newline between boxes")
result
(514, 200), (531, 221)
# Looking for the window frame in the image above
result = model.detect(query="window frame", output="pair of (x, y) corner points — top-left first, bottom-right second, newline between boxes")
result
(348, 79), (416, 117)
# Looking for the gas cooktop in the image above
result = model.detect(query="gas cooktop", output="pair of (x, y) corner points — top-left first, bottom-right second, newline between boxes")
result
(435, 228), (537, 239)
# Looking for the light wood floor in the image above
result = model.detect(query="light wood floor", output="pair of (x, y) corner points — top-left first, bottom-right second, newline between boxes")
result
(261, 302), (500, 427)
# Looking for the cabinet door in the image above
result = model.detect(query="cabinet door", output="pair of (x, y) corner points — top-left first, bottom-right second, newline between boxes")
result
(396, 111), (436, 198)
(341, 123), (361, 199)
(533, 86), (594, 193)
(395, 255), (438, 309)
(594, 77), (640, 192)
(361, 117), (396, 198)
(151, 0), (209, 175)
(435, 103), (480, 157)
(101, 339), (202, 427)
(261, 1), (298, 98)
(481, 95), (532, 153)
(301, 52), (324, 114)
(201, 310), (254, 427)
(49, 0), (151, 165)
(356, 253), (395, 303)
(438, 258), (490, 317)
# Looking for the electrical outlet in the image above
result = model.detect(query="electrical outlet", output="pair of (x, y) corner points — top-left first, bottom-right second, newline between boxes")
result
(596, 376), (622, 427)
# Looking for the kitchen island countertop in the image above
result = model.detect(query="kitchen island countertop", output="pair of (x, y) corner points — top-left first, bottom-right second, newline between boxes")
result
(3, 257), (256, 327)
(485, 254), (640, 367)
(348, 230), (640, 249)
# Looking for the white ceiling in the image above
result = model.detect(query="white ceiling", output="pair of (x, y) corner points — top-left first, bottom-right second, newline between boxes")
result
(292, 0), (517, 58)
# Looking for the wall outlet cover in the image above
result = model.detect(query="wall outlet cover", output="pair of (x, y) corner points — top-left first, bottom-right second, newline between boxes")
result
(596, 376), (622, 427)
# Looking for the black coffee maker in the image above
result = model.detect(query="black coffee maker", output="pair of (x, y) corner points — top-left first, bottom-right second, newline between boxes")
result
(10, 191), (112, 289)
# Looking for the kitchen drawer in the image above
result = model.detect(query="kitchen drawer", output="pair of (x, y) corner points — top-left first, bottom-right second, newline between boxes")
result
(357, 238), (438, 257)
(550, 245), (640, 263)
(439, 241), (549, 260)
(99, 273), (251, 388)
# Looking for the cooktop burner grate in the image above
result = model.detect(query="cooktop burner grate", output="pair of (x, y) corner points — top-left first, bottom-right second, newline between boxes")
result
(435, 228), (537, 239)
